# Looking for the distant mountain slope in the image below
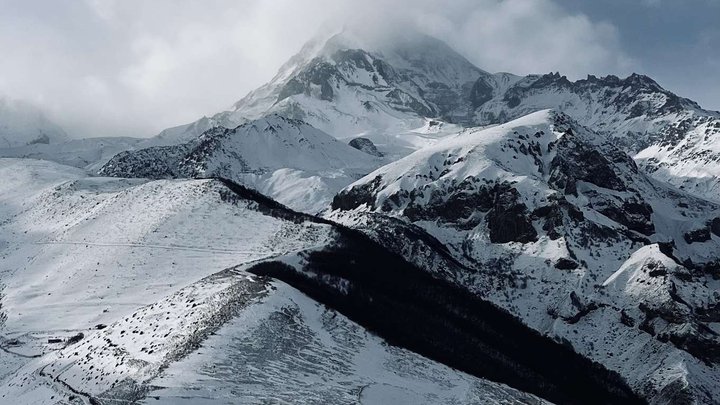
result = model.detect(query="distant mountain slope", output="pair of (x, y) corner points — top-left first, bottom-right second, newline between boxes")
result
(100, 114), (381, 213)
(147, 30), (475, 158)
(467, 72), (720, 201)
(0, 97), (68, 148)
(330, 110), (720, 404)
(0, 136), (142, 172)
(146, 31), (720, 204)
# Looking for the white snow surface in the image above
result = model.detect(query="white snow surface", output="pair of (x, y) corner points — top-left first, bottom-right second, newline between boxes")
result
(0, 157), (544, 404)
(144, 282), (549, 405)
(329, 110), (720, 404)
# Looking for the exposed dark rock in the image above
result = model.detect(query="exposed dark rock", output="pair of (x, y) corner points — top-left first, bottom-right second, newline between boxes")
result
(555, 258), (579, 270)
(665, 326), (720, 366)
(331, 176), (383, 211)
(699, 260), (720, 279)
(648, 268), (668, 278)
(403, 182), (497, 230)
(599, 201), (655, 236)
(563, 292), (602, 324)
(28, 133), (50, 145)
(684, 228), (712, 244)
(620, 310), (635, 327)
(100, 144), (192, 179)
(386, 88), (434, 117)
(487, 187), (537, 244)
(651, 378), (696, 405)
(696, 302), (720, 323)
(276, 59), (338, 102)
(66, 333), (84, 346)
(348, 137), (383, 157)
(710, 218), (720, 237)
(470, 77), (494, 108)
(533, 204), (564, 240)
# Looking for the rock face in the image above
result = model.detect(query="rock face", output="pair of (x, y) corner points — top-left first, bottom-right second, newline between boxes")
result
(485, 185), (537, 244)
(348, 137), (383, 157)
(329, 110), (720, 404)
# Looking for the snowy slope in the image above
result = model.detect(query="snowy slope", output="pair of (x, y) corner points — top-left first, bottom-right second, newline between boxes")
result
(149, 30), (474, 160)
(146, 282), (551, 405)
(0, 159), (337, 335)
(143, 33), (720, 205)
(100, 114), (382, 213)
(0, 97), (68, 148)
(330, 110), (720, 404)
(0, 158), (558, 404)
(469, 72), (720, 201)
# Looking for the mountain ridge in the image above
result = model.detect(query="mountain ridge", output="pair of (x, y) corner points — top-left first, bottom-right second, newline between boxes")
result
(329, 109), (720, 403)
(3, 29), (720, 405)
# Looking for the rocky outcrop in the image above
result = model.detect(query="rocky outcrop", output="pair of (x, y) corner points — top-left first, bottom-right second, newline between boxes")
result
(331, 176), (383, 211)
(486, 186), (537, 244)
(348, 137), (383, 157)
(684, 228), (712, 244)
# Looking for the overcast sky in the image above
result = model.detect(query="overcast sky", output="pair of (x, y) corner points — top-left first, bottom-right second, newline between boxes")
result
(0, 0), (718, 138)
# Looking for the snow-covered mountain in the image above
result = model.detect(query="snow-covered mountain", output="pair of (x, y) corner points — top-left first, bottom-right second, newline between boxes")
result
(0, 157), (626, 404)
(231, 30), (485, 133)
(467, 72), (720, 202)
(151, 29), (473, 158)
(3, 27), (720, 405)
(100, 114), (381, 213)
(0, 97), (68, 148)
(149, 30), (720, 205)
(330, 110), (720, 404)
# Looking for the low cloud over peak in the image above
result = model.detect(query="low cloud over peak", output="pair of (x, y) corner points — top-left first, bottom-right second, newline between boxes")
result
(0, 0), (710, 138)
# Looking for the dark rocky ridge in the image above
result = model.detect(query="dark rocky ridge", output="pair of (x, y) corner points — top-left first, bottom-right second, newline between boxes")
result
(205, 178), (644, 404)
(246, 251), (643, 405)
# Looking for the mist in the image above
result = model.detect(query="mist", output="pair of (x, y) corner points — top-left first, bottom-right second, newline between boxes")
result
(0, 0), (711, 138)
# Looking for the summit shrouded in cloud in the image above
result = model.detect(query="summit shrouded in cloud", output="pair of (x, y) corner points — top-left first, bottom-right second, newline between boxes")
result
(0, 0), (703, 139)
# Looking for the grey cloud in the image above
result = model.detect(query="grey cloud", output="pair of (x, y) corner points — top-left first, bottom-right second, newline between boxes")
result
(0, 0), (699, 138)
